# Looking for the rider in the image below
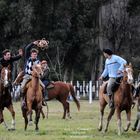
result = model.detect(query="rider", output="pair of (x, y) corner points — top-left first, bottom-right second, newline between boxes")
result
(99, 48), (127, 108)
(40, 60), (50, 100)
(20, 48), (45, 100)
(0, 49), (23, 78)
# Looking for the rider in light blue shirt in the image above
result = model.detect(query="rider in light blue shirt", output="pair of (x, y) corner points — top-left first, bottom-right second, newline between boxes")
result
(99, 48), (127, 108)
(101, 54), (127, 78)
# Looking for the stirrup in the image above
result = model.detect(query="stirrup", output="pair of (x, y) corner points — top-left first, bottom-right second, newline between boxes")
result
(109, 100), (114, 109)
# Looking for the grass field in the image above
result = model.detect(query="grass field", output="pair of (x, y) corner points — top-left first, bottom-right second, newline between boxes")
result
(0, 100), (139, 140)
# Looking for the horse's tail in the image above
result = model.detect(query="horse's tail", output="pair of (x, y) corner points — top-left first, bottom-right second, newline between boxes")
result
(68, 84), (80, 111)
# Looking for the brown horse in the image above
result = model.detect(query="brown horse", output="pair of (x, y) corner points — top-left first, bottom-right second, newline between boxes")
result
(0, 66), (15, 130)
(21, 64), (43, 131)
(98, 64), (134, 135)
(14, 73), (80, 119)
(46, 82), (80, 119)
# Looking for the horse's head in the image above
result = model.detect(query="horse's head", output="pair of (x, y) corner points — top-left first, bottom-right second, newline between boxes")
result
(32, 64), (43, 77)
(123, 63), (133, 84)
(0, 65), (11, 87)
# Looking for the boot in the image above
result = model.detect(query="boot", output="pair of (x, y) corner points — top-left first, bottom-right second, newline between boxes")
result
(108, 95), (114, 109)
(43, 88), (49, 101)
(42, 89), (48, 106)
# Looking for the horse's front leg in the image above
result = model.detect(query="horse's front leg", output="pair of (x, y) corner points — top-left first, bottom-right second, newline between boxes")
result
(0, 109), (4, 124)
(0, 111), (9, 130)
(22, 108), (28, 131)
(104, 108), (115, 133)
(98, 100), (107, 131)
(28, 111), (33, 126)
(116, 107), (122, 135)
(124, 109), (131, 132)
(7, 105), (15, 130)
(35, 105), (42, 131)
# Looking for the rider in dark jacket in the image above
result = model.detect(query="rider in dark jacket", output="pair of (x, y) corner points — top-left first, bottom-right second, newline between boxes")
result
(0, 49), (23, 76)
(40, 60), (50, 100)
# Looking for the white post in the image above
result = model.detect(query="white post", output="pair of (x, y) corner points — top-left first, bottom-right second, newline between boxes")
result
(76, 81), (80, 99)
(89, 80), (92, 104)
(83, 81), (86, 97)
(93, 85), (95, 99)
(96, 81), (99, 98)
(69, 81), (73, 100)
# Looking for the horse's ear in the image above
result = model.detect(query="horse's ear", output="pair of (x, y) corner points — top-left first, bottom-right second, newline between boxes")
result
(129, 62), (132, 68)
(7, 65), (11, 70)
(124, 64), (127, 68)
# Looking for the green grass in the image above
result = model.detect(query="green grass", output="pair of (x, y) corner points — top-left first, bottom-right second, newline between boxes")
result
(0, 100), (139, 140)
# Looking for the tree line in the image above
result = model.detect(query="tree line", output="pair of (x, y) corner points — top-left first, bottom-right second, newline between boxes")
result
(0, 0), (140, 82)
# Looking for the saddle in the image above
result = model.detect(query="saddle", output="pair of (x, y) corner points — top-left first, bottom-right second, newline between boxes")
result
(103, 77), (122, 94)
(46, 82), (54, 89)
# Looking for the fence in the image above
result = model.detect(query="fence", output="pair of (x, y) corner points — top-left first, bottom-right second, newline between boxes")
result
(11, 80), (139, 103)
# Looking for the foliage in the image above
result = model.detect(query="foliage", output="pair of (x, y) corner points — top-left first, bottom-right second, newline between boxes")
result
(0, 0), (140, 81)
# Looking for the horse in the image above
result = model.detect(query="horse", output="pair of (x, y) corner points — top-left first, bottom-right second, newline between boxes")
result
(21, 64), (43, 131)
(0, 65), (15, 130)
(132, 84), (140, 132)
(44, 82), (80, 119)
(14, 74), (80, 119)
(98, 63), (134, 135)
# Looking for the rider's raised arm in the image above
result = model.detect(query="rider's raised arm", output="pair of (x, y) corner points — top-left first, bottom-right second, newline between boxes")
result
(24, 42), (35, 61)
(115, 55), (127, 72)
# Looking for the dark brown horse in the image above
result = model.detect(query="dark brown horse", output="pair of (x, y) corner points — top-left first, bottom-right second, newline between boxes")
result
(98, 64), (134, 135)
(46, 82), (80, 119)
(21, 64), (43, 131)
(0, 66), (15, 130)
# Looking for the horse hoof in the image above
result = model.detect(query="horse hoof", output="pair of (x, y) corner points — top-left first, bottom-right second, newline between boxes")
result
(124, 128), (128, 132)
(28, 121), (33, 126)
(136, 129), (140, 133)
(10, 128), (16, 131)
(132, 127), (136, 131)
(8, 128), (15, 131)
(98, 127), (102, 131)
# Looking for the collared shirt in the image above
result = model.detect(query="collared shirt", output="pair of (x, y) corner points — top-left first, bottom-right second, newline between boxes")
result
(101, 55), (127, 78)
(25, 57), (40, 75)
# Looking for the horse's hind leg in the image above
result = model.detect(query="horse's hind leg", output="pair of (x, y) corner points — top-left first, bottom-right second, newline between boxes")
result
(104, 108), (115, 132)
(62, 101), (70, 119)
(98, 100), (107, 131)
(7, 105), (15, 130)
(124, 109), (131, 132)
(116, 108), (122, 135)
(66, 101), (71, 119)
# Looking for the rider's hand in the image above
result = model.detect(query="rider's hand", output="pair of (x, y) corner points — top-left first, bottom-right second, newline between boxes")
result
(99, 76), (103, 80)
(117, 70), (122, 75)
(18, 49), (23, 56)
(33, 40), (40, 45)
